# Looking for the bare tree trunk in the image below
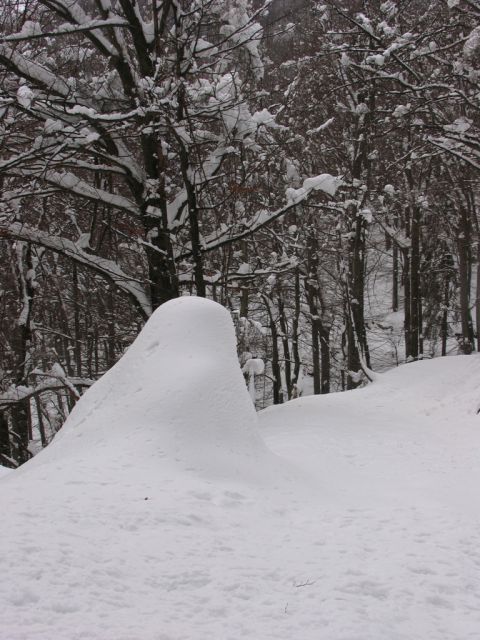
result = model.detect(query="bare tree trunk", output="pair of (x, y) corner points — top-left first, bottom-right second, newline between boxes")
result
(270, 317), (283, 405)
(262, 295), (283, 405)
(277, 293), (292, 398)
(418, 289), (424, 358)
(440, 253), (453, 356)
(409, 202), (421, 360)
(320, 324), (331, 394)
(310, 313), (321, 395)
(403, 243), (412, 359)
(72, 263), (82, 377)
(0, 411), (12, 465)
(10, 243), (35, 464)
(292, 269), (301, 384)
(35, 396), (47, 448)
(441, 266), (450, 357)
(457, 206), (474, 353)
(476, 244), (480, 353)
(240, 242), (249, 318)
(392, 242), (399, 312)
(306, 232), (321, 394)
(106, 285), (116, 368)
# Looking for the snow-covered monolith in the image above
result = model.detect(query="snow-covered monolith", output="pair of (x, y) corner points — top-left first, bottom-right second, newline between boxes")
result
(42, 296), (270, 479)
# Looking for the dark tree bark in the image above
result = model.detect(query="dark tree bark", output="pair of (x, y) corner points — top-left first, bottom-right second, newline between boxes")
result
(409, 201), (421, 360)
(10, 243), (35, 464)
(0, 412), (12, 465)
(457, 206), (474, 353)
(269, 316), (283, 405)
(392, 241), (399, 313)
(306, 232), (321, 395)
(277, 292), (292, 398)
(320, 324), (331, 394)
(292, 268), (302, 385)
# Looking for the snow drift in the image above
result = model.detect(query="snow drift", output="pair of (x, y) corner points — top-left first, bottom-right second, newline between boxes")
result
(2, 329), (480, 640)
(31, 296), (270, 479)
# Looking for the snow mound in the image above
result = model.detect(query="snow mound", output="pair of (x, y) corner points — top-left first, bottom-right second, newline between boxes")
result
(261, 354), (480, 512)
(39, 296), (270, 479)
(2, 353), (480, 640)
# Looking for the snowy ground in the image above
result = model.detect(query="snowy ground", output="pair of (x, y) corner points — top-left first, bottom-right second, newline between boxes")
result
(1, 298), (480, 640)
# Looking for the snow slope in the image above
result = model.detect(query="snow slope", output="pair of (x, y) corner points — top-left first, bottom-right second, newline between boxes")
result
(27, 296), (273, 481)
(1, 297), (480, 640)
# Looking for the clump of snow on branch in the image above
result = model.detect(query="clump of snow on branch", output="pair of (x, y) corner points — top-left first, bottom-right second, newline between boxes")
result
(464, 27), (480, 60)
(220, 0), (264, 79)
(16, 84), (34, 109)
(286, 174), (342, 204)
(243, 358), (265, 402)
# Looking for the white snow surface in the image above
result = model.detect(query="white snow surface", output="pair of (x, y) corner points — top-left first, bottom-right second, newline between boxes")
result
(28, 296), (272, 481)
(1, 298), (480, 639)
(286, 173), (341, 204)
(16, 84), (34, 109)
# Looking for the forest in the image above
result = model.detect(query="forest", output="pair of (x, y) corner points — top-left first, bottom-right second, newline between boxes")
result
(0, 0), (479, 467)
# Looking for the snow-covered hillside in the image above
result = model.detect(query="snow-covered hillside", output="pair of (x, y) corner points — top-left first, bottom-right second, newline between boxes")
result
(1, 298), (480, 640)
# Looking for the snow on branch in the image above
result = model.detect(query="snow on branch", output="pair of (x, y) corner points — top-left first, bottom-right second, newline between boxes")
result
(35, 171), (140, 216)
(285, 174), (342, 203)
(0, 19), (129, 43)
(0, 44), (71, 98)
(187, 173), (342, 257)
(428, 137), (480, 172)
(35, 0), (120, 57)
(1, 221), (152, 319)
(0, 377), (94, 409)
(167, 144), (232, 227)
